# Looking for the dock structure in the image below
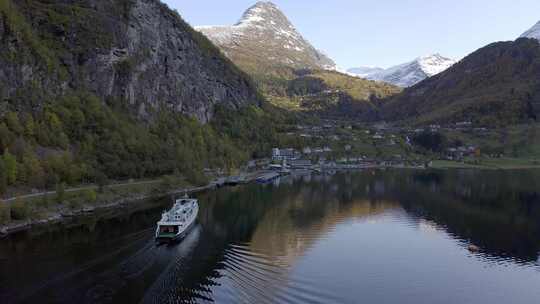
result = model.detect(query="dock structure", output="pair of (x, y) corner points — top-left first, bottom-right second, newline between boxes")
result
(256, 172), (281, 184)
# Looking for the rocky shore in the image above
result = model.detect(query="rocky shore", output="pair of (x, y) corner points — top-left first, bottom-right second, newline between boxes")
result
(0, 170), (267, 238)
(0, 184), (215, 238)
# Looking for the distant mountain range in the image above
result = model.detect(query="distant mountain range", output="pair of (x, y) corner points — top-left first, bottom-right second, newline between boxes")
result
(346, 67), (385, 77)
(379, 38), (540, 126)
(348, 54), (456, 87)
(196, 1), (335, 72)
(194, 2), (540, 126)
(373, 20), (540, 126)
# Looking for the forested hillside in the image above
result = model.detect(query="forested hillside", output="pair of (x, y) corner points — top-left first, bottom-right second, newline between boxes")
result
(0, 0), (288, 196)
(0, 0), (262, 122)
(277, 70), (400, 118)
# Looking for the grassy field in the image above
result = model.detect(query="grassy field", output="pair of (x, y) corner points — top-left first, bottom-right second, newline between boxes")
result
(430, 160), (489, 169)
(431, 158), (540, 170)
(476, 158), (540, 169)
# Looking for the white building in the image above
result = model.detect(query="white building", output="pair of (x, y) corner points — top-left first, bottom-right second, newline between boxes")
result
(272, 148), (300, 162)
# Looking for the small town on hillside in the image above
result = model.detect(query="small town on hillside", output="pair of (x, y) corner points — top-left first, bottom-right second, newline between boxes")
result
(261, 119), (501, 172)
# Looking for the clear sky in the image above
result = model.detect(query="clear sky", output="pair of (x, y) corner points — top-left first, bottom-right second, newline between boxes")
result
(163, 0), (540, 69)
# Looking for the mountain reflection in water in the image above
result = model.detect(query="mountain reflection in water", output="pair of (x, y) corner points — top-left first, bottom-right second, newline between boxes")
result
(1, 169), (540, 304)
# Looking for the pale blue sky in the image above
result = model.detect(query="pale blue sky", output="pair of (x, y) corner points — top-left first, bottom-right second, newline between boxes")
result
(164, 0), (540, 68)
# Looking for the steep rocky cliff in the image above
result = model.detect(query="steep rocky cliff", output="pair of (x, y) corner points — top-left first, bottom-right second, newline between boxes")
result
(0, 0), (260, 122)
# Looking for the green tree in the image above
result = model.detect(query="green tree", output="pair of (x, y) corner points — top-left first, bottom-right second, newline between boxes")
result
(45, 111), (62, 133)
(23, 113), (35, 138)
(3, 150), (18, 185)
(82, 189), (97, 204)
(0, 122), (15, 151)
(95, 172), (108, 193)
(5, 111), (23, 135)
(56, 182), (66, 203)
(0, 202), (10, 225)
(39, 194), (49, 209)
(22, 150), (44, 188)
(35, 121), (51, 146)
(0, 159), (6, 195)
(11, 198), (29, 220)
(412, 131), (447, 153)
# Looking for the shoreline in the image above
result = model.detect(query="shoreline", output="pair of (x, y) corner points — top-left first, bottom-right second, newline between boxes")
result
(0, 170), (265, 237)
(2, 165), (540, 237)
(0, 183), (216, 238)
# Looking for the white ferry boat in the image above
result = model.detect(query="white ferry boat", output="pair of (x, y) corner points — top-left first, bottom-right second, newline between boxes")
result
(155, 195), (199, 242)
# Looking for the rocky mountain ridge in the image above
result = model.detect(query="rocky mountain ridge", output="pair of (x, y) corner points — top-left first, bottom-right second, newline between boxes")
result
(0, 0), (260, 123)
(196, 1), (335, 72)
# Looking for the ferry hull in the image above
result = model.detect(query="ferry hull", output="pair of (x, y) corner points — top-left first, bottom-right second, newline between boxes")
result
(155, 219), (197, 243)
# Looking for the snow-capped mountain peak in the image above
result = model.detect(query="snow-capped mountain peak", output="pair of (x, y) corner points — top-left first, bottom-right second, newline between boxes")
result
(347, 54), (456, 87)
(195, 1), (335, 70)
(416, 54), (456, 76)
(236, 2), (285, 27)
(520, 21), (540, 40)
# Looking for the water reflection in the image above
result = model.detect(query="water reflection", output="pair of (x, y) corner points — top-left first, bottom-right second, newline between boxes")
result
(1, 170), (540, 303)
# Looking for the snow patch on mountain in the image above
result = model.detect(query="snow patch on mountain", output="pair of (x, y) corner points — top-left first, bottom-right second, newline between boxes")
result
(417, 54), (455, 76)
(348, 54), (456, 87)
(347, 67), (385, 78)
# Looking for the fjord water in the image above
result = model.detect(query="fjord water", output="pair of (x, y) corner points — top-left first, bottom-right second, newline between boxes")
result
(1, 170), (540, 304)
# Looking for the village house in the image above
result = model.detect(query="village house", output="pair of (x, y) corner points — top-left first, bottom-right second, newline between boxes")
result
(272, 148), (300, 162)
(446, 146), (478, 160)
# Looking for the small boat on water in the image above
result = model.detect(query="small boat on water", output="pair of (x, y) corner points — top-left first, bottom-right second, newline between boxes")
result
(155, 195), (198, 242)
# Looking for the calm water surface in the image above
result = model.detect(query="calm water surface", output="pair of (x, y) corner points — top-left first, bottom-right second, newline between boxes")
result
(1, 170), (540, 303)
